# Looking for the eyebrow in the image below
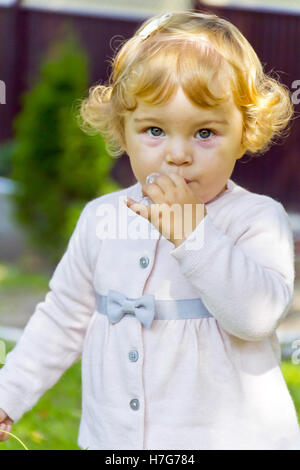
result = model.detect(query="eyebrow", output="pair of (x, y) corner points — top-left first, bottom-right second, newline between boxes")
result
(133, 117), (229, 126)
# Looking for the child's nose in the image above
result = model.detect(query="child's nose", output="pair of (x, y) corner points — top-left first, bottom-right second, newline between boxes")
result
(165, 138), (193, 165)
(165, 151), (192, 166)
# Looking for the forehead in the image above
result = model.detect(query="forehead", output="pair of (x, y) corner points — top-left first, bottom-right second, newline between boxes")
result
(131, 86), (238, 121)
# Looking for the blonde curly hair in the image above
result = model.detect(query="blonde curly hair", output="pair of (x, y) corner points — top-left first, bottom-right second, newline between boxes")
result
(77, 10), (294, 158)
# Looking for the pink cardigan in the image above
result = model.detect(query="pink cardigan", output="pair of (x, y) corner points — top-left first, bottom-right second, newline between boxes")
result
(0, 178), (299, 450)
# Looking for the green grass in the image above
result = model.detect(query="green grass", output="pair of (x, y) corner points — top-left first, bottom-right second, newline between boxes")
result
(0, 340), (299, 450)
(0, 341), (82, 450)
(281, 360), (300, 425)
(0, 261), (50, 291)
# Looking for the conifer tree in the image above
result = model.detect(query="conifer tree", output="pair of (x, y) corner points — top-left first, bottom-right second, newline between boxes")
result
(10, 30), (120, 265)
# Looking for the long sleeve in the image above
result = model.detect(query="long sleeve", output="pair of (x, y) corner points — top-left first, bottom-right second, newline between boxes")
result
(0, 202), (96, 423)
(170, 199), (295, 342)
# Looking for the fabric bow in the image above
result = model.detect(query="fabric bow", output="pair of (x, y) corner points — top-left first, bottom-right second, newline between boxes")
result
(106, 289), (155, 328)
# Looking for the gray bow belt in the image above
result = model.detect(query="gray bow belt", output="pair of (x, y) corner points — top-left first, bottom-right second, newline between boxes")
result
(96, 289), (213, 329)
(105, 289), (155, 328)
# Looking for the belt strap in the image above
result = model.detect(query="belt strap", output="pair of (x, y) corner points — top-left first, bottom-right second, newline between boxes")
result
(95, 292), (213, 321)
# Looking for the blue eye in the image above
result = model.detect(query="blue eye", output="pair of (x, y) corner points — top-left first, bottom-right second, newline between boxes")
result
(146, 127), (163, 137)
(196, 129), (213, 140)
(144, 127), (214, 139)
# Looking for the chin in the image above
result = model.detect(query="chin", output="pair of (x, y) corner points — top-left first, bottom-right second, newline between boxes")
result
(207, 186), (227, 203)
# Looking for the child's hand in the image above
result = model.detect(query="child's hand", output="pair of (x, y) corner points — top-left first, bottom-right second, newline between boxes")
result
(126, 174), (207, 248)
(0, 408), (13, 442)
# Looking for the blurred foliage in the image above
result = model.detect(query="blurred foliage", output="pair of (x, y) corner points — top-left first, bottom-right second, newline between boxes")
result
(0, 140), (16, 177)
(0, 260), (49, 291)
(9, 28), (120, 266)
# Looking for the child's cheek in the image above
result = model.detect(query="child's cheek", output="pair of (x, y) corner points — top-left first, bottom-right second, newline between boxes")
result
(139, 135), (223, 148)
(139, 135), (162, 147)
(194, 136), (222, 148)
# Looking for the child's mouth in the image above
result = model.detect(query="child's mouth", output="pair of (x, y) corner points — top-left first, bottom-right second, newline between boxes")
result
(184, 179), (192, 184)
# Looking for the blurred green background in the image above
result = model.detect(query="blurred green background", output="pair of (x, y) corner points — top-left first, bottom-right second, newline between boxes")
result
(1, 30), (120, 268)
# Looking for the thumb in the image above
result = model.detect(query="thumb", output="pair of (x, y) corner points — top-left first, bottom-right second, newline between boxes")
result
(0, 408), (8, 422)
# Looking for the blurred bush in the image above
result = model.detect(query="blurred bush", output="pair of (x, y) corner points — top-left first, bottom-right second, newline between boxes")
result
(9, 29), (120, 266)
(0, 140), (16, 177)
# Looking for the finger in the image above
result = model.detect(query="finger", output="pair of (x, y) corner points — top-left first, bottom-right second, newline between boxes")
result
(1, 423), (12, 436)
(150, 174), (178, 199)
(168, 173), (187, 187)
(127, 200), (150, 219)
(4, 417), (13, 425)
(142, 182), (164, 203)
(156, 174), (177, 189)
(126, 197), (137, 206)
(0, 424), (9, 441)
(0, 409), (7, 422)
(149, 204), (173, 229)
(5, 424), (12, 435)
(126, 197), (141, 209)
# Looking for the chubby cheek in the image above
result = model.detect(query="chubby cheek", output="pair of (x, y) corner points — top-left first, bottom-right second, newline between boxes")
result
(194, 136), (230, 154)
(132, 138), (162, 167)
(200, 138), (235, 164)
(194, 139), (226, 168)
(129, 151), (158, 184)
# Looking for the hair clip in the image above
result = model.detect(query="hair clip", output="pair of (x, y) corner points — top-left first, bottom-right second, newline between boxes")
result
(138, 12), (173, 40)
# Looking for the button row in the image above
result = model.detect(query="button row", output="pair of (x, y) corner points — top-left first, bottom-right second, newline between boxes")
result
(129, 350), (139, 410)
(130, 258), (147, 411)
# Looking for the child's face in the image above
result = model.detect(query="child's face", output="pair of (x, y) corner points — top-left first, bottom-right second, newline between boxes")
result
(123, 85), (245, 204)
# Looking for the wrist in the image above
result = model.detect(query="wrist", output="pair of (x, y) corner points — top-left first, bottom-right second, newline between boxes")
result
(171, 204), (207, 249)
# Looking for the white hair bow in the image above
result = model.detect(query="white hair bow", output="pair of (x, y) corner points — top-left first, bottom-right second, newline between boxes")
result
(138, 12), (173, 40)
